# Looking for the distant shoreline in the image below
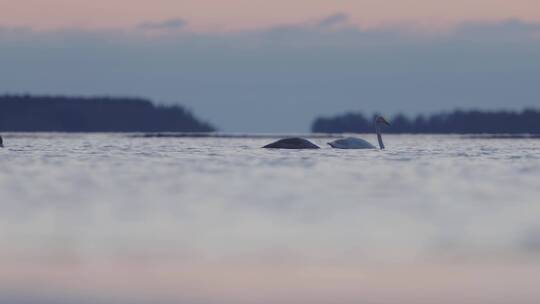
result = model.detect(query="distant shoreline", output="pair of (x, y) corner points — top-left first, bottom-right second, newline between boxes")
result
(2, 132), (540, 140)
(0, 95), (215, 133)
(2, 95), (539, 134)
(312, 109), (540, 134)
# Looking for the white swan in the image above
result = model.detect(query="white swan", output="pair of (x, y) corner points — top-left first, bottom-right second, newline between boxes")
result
(328, 116), (390, 149)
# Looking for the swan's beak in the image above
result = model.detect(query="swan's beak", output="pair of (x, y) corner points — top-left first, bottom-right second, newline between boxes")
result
(379, 117), (391, 126)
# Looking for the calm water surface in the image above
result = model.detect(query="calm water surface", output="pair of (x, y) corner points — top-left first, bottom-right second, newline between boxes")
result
(1, 133), (540, 304)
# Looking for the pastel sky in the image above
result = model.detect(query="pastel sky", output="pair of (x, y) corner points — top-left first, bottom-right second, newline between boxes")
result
(3, 0), (540, 30)
(1, 1), (540, 131)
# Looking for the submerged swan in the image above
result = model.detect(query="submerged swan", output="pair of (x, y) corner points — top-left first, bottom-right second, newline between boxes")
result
(263, 137), (320, 149)
(328, 116), (390, 149)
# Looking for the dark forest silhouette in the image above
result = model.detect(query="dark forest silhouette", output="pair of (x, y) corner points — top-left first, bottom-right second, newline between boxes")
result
(0, 95), (215, 132)
(312, 109), (540, 134)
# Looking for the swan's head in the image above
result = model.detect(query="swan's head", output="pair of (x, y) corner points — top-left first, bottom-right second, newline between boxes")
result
(375, 116), (391, 126)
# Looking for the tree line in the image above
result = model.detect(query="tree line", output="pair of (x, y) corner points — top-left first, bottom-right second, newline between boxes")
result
(0, 95), (215, 132)
(312, 109), (540, 134)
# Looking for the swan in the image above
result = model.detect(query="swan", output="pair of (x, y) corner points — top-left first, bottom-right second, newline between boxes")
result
(328, 116), (390, 149)
(263, 137), (320, 149)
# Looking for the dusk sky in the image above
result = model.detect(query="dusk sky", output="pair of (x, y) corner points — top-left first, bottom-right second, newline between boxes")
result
(4, 0), (540, 30)
(1, 0), (540, 131)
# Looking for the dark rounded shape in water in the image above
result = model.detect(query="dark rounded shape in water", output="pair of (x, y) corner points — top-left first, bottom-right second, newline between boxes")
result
(263, 137), (320, 149)
(0, 135), (3, 148)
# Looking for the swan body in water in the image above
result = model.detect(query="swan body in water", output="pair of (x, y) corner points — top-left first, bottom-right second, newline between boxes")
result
(263, 137), (320, 149)
(328, 137), (377, 149)
(328, 116), (390, 150)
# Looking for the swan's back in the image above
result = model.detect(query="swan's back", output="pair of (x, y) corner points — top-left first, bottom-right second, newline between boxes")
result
(263, 137), (320, 149)
(328, 137), (376, 149)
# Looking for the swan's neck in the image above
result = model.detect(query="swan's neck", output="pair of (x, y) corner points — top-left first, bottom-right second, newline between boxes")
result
(376, 126), (385, 150)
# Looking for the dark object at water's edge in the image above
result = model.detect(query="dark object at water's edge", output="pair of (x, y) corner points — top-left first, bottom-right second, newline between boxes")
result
(0, 95), (215, 132)
(263, 137), (320, 149)
(312, 109), (540, 134)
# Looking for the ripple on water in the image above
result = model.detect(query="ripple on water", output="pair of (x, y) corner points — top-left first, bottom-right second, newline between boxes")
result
(0, 134), (539, 263)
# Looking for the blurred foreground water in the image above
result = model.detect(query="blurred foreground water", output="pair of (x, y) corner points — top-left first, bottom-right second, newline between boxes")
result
(1, 133), (540, 304)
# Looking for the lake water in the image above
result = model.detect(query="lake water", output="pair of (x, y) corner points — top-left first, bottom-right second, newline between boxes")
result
(1, 133), (540, 304)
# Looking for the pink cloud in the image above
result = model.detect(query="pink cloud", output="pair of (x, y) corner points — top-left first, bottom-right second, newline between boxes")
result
(2, 0), (540, 31)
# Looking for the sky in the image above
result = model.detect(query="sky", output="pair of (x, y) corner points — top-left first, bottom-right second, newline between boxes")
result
(3, 0), (540, 31)
(1, 0), (540, 131)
